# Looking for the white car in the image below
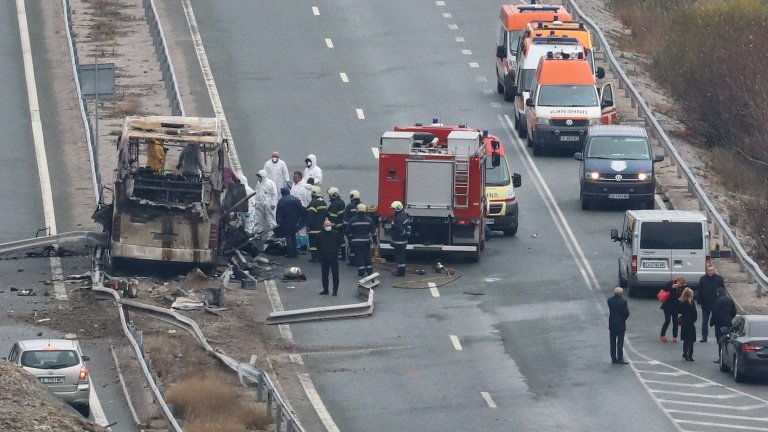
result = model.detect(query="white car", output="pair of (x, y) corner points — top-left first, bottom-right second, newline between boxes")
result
(5, 339), (91, 416)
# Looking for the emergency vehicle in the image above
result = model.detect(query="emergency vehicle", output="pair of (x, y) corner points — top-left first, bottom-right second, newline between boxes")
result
(516, 20), (598, 75)
(377, 123), (494, 261)
(496, 2), (571, 101)
(524, 52), (617, 156)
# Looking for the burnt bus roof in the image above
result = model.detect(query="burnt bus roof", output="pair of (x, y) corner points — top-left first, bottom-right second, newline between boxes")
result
(121, 115), (223, 146)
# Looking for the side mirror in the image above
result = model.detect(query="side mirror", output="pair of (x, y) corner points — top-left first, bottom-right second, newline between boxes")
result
(653, 154), (664, 163)
(610, 228), (620, 242)
(596, 66), (605, 79)
(81, 355), (90, 362)
(491, 152), (501, 167)
(496, 46), (505, 59)
(512, 173), (522, 188)
(525, 98), (534, 108)
(491, 140), (500, 151)
(573, 152), (583, 161)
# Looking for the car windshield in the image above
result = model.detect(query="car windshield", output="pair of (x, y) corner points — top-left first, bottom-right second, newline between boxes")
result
(586, 137), (650, 159)
(748, 320), (768, 337)
(21, 350), (79, 370)
(485, 156), (511, 186)
(521, 69), (535, 92)
(538, 85), (598, 107)
(639, 222), (703, 249)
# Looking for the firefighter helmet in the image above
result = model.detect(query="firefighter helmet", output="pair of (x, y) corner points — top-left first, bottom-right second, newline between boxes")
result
(349, 189), (361, 200)
(327, 187), (340, 198)
(356, 203), (367, 213)
(311, 186), (322, 197)
(391, 201), (404, 212)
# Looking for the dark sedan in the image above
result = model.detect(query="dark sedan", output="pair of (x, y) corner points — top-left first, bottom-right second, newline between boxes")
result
(719, 315), (768, 382)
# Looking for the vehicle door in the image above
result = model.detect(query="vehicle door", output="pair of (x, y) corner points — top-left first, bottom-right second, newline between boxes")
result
(668, 221), (707, 283)
(525, 81), (539, 134)
(600, 82), (618, 124)
(636, 221), (673, 284)
(496, 26), (509, 82)
(619, 213), (633, 278)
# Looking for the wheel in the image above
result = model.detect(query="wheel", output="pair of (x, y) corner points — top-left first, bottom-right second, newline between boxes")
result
(532, 143), (545, 156)
(516, 115), (527, 138)
(719, 348), (730, 372)
(644, 198), (655, 210)
(626, 276), (637, 298)
(502, 224), (518, 237)
(618, 268), (627, 289)
(513, 112), (520, 131)
(497, 80), (504, 94)
(733, 355), (745, 382)
(527, 133), (533, 148)
(468, 250), (480, 263)
(503, 76), (514, 102)
(75, 403), (90, 418)
(580, 188), (591, 210)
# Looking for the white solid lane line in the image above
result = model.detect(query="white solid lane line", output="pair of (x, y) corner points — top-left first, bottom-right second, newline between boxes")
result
(428, 282), (439, 297)
(480, 392), (497, 408)
(312, 6), (319, 16)
(449, 335), (462, 351)
(298, 373), (341, 432)
(88, 376), (110, 429)
(325, 38), (334, 48)
(339, 72), (349, 83)
(356, 108), (365, 120)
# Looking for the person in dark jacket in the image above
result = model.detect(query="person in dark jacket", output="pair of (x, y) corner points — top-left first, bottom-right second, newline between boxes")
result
(318, 220), (343, 296)
(326, 187), (346, 260)
(390, 201), (411, 277)
(696, 265), (724, 342)
(276, 187), (306, 258)
(607, 287), (630, 364)
(678, 287), (698, 361)
(347, 203), (376, 277)
(710, 286), (737, 362)
(660, 277), (686, 343)
(306, 186), (328, 262)
(342, 190), (362, 266)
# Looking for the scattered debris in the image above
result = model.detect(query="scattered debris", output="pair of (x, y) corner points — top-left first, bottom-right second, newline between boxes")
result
(462, 292), (485, 296)
(171, 297), (204, 311)
(35, 318), (51, 323)
(66, 272), (92, 280)
(282, 267), (306, 282)
(17, 289), (36, 296)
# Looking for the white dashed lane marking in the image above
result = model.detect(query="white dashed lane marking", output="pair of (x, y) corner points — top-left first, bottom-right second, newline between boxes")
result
(468, 62), (479, 68)
(481, 392), (497, 408)
(325, 38), (334, 48)
(312, 6), (319, 15)
(435, 0), (445, 6)
(476, 76), (488, 83)
(461, 49), (472, 55)
(356, 109), (365, 120)
(455, 36), (465, 42)
(339, 72), (349, 83)
(448, 24), (458, 30)
(449, 335), (462, 351)
(442, 13), (452, 18)
(428, 282), (439, 297)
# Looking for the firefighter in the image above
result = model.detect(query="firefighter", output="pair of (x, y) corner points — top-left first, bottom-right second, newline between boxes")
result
(342, 190), (362, 266)
(326, 187), (346, 260)
(391, 200), (411, 277)
(147, 139), (168, 174)
(347, 203), (376, 277)
(306, 186), (328, 262)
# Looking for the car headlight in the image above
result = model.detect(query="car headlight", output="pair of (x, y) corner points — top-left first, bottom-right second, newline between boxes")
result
(588, 118), (601, 125)
(505, 187), (516, 199)
(585, 171), (600, 180)
(536, 117), (550, 126)
(638, 172), (652, 181)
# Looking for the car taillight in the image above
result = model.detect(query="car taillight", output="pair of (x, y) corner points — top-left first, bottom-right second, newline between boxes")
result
(208, 223), (218, 249)
(743, 343), (761, 353)
(112, 214), (121, 241)
(631, 256), (637, 273)
(78, 367), (89, 383)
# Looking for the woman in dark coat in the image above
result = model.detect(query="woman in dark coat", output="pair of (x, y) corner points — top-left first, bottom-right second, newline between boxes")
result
(678, 287), (698, 361)
(660, 277), (686, 343)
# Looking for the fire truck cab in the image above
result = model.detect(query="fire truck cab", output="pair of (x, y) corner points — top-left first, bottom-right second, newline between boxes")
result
(377, 125), (491, 262)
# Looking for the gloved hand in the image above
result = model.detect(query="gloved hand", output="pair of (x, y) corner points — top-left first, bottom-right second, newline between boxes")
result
(270, 205), (276, 211)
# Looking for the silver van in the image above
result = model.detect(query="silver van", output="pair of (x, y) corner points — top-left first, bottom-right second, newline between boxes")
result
(610, 210), (710, 297)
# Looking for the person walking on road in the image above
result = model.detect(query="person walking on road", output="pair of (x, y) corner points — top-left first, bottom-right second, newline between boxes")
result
(263, 151), (291, 190)
(697, 265), (724, 342)
(391, 200), (411, 277)
(326, 187), (346, 260)
(306, 186), (328, 262)
(303, 154), (323, 185)
(607, 287), (630, 365)
(318, 220), (342, 296)
(276, 187), (306, 258)
(347, 203), (376, 277)
(660, 277), (686, 343)
(679, 287), (698, 361)
(253, 170), (279, 235)
(343, 190), (362, 266)
(710, 286), (737, 362)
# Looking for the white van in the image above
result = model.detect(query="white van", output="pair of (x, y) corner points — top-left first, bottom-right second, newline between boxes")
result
(611, 210), (710, 297)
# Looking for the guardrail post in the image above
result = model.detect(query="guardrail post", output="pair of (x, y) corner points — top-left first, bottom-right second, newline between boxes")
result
(275, 406), (283, 432)
(287, 419), (294, 432)
(257, 372), (265, 401)
(267, 388), (273, 413)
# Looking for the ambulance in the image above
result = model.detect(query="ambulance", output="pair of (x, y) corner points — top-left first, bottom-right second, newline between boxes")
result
(516, 20), (598, 76)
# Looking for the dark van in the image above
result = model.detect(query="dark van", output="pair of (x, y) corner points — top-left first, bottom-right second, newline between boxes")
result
(574, 125), (663, 210)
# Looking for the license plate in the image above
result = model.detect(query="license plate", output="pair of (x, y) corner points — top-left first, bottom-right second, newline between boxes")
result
(608, 194), (629, 199)
(560, 136), (580, 142)
(38, 376), (65, 384)
(484, 218), (494, 225)
(642, 261), (667, 269)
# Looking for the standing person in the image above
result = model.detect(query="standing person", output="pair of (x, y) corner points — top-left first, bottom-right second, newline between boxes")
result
(263, 151), (290, 190)
(679, 287), (698, 361)
(290, 172), (312, 252)
(326, 187), (346, 260)
(276, 187), (306, 258)
(710, 286), (737, 362)
(697, 265), (725, 342)
(390, 201), (411, 277)
(607, 287), (630, 364)
(343, 190), (362, 266)
(660, 277), (686, 343)
(347, 203), (376, 277)
(306, 186), (328, 262)
(176, 142), (206, 180)
(318, 220), (342, 296)
(237, 174), (256, 235)
(253, 170), (278, 235)
(303, 154), (323, 185)
(147, 139), (168, 173)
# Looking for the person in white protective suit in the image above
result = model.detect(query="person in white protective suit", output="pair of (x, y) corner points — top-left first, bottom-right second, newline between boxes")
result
(263, 151), (291, 190)
(237, 174), (256, 235)
(253, 169), (279, 235)
(303, 154), (323, 186)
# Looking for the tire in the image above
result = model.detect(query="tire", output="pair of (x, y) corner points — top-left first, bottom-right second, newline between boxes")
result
(75, 403), (90, 418)
(532, 143), (545, 156)
(502, 224), (518, 237)
(527, 133), (534, 148)
(581, 198), (591, 211)
(468, 250), (481, 263)
(644, 198), (655, 210)
(720, 348), (730, 372)
(516, 116), (527, 138)
(503, 76), (514, 102)
(733, 355), (745, 383)
(618, 268), (627, 289)
(626, 275), (637, 298)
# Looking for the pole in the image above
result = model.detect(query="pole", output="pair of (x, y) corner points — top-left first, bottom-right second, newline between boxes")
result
(94, 56), (102, 195)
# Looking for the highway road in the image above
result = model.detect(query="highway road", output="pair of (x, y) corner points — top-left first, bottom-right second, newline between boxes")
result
(177, 1), (768, 431)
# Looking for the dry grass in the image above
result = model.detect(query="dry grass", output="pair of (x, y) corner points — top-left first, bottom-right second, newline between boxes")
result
(145, 334), (219, 382)
(87, 0), (127, 19)
(108, 97), (143, 118)
(91, 18), (120, 41)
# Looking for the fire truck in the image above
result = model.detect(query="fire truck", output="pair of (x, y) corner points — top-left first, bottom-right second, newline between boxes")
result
(376, 123), (497, 262)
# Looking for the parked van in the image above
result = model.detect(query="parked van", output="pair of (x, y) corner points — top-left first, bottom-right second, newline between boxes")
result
(573, 125), (664, 210)
(524, 53), (616, 156)
(517, 21), (597, 75)
(512, 36), (585, 138)
(495, 3), (571, 101)
(611, 210), (711, 297)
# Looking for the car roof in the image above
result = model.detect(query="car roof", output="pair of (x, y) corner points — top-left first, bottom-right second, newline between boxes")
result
(17, 339), (79, 351)
(499, 4), (571, 31)
(742, 315), (768, 322)
(536, 57), (594, 85)
(588, 125), (649, 138)
(523, 44), (584, 68)
(626, 210), (708, 222)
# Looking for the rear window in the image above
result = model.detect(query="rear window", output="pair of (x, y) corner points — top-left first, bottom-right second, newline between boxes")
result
(748, 321), (768, 337)
(21, 350), (79, 370)
(639, 222), (703, 249)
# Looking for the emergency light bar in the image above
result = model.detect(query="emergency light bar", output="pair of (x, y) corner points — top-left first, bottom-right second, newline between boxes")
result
(532, 37), (579, 44)
(518, 5), (562, 12)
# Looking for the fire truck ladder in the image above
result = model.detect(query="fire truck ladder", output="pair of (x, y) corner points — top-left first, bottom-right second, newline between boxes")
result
(453, 152), (470, 209)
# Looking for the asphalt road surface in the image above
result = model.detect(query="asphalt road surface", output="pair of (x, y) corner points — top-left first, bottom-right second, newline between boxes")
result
(180, 1), (768, 431)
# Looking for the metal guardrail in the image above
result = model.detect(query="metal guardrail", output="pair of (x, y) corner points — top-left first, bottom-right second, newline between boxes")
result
(143, 0), (185, 116)
(267, 290), (375, 324)
(563, 0), (768, 296)
(0, 231), (108, 255)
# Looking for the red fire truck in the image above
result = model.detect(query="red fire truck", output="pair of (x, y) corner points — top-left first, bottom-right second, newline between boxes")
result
(376, 123), (497, 262)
